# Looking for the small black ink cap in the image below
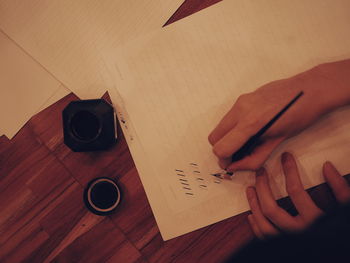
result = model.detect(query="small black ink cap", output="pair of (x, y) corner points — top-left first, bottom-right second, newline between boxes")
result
(83, 177), (122, 216)
(63, 99), (117, 152)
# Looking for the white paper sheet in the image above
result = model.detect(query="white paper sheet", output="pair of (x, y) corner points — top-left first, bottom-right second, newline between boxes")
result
(0, 0), (184, 99)
(105, 0), (350, 240)
(0, 31), (63, 139)
(35, 85), (70, 114)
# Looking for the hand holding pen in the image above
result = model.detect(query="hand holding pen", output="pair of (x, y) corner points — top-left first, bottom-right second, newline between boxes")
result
(211, 91), (303, 179)
(208, 62), (350, 174)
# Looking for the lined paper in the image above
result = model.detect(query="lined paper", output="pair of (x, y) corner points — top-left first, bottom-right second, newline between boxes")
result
(105, 0), (350, 240)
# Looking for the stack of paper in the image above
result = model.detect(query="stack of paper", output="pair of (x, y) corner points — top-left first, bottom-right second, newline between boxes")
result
(104, 0), (350, 240)
(0, 0), (184, 99)
(0, 0), (184, 138)
(0, 31), (69, 138)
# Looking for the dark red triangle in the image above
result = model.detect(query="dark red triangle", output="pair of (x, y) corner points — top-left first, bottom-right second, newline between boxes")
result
(164, 0), (222, 26)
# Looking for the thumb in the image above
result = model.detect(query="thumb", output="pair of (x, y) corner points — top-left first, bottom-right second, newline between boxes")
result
(226, 137), (284, 172)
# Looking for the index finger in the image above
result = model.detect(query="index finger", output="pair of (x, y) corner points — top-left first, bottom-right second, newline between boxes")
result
(208, 106), (239, 146)
(212, 124), (252, 159)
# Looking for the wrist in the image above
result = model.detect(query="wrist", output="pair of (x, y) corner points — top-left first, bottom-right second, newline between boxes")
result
(293, 61), (350, 118)
(312, 60), (350, 110)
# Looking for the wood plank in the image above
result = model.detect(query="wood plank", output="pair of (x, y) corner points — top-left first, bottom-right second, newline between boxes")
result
(141, 229), (208, 263)
(54, 138), (131, 186)
(1, 226), (49, 263)
(0, 168), (76, 261)
(0, 188), (35, 238)
(53, 219), (130, 263)
(106, 241), (146, 263)
(0, 178), (75, 249)
(29, 92), (78, 153)
(27, 182), (87, 262)
(109, 168), (157, 248)
(0, 124), (42, 179)
(44, 211), (104, 262)
(172, 215), (252, 263)
(0, 136), (75, 247)
(0, 135), (10, 160)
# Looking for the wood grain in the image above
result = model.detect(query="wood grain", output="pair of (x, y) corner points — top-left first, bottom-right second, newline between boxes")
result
(0, 1), (348, 262)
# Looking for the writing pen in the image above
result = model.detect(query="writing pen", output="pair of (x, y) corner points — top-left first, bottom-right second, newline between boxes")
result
(213, 91), (304, 178)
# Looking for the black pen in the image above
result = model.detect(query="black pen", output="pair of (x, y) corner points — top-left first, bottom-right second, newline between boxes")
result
(212, 91), (304, 179)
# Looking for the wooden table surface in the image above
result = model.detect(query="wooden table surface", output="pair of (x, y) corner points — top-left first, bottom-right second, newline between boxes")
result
(0, 1), (345, 262)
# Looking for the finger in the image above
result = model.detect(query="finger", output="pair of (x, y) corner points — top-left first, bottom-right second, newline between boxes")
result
(218, 158), (231, 170)
(323, 161), (350, 204)
(212, 124), (252, 159)
(282, 152), (323, 222)
(208, 106), (239, 145)
(247, 214), (265, 239)
(246, 187), (278, 236)
(226, 137), (284, 172)
(255, 167), (300, 231)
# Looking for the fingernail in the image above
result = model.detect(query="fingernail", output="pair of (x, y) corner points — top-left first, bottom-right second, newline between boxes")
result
(256, 167), (265, 176)
(281, 152), (292, 163)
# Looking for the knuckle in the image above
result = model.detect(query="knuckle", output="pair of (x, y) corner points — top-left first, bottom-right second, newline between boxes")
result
(235, 93), (254, 109)
(236, 93), (249, 103)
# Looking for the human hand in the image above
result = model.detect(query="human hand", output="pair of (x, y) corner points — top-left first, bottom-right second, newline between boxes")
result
(208, 61), (350, 172)
(246, 152), (350, 239)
